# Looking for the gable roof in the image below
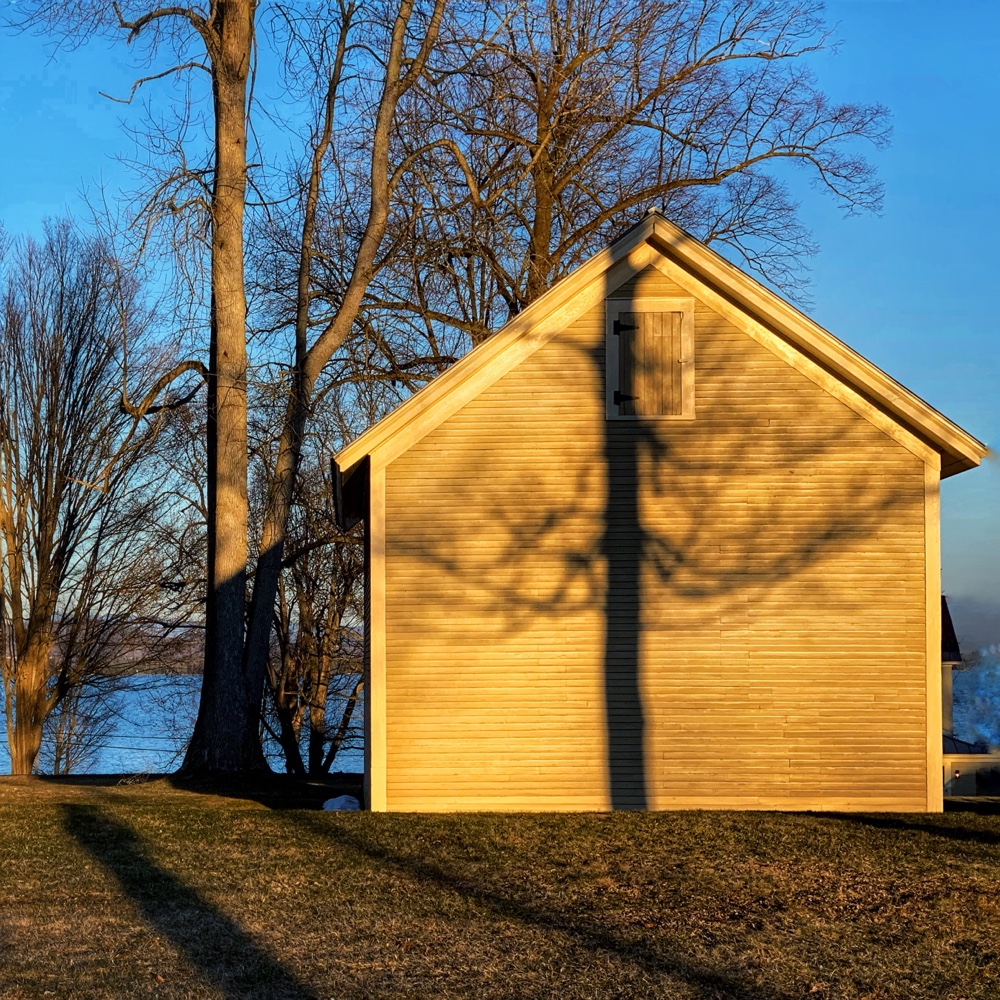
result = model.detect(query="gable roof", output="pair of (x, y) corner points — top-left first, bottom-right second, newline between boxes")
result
(336, 211), (986, 480)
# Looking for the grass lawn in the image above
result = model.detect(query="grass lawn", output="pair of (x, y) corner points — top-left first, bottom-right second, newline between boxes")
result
(0, 778), (997, 999)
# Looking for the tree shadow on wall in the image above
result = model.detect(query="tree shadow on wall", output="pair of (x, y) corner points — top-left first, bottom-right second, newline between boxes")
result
(385, 261), (928, 807)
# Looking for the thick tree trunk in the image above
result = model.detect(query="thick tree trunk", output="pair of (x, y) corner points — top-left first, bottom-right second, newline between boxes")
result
(183, 0), (264, 774)
(242, 383), (313, 760)
(525, 111), (556, 305)
(273, 686), (307, 776)
(9, 642), (51, 775)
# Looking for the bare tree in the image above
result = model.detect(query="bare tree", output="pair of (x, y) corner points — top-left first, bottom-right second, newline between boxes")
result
(42, 682), (119, 776)
(258, 428), (364, 776)
(13, 0), (889, 776)
(14, 1), (446, 773)
(232, 1), (447, 776)
(369, 0), (889, 351)
(0, 222), (172, 774)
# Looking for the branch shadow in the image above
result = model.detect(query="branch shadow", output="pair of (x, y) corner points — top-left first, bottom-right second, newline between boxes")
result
(291, 813), (798, 1000)
(60, 803), (320, 1000)
(382, 257), (924, 808)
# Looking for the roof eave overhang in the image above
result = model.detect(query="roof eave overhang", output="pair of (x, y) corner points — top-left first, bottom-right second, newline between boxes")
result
(335, 212), (662, 474)
(645, 218), (987, 478)
(335, 211), (987, 479)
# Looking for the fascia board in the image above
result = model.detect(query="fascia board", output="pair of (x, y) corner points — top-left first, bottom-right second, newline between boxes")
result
(335, 218), (659, 473)
(647, 218), (987, 477)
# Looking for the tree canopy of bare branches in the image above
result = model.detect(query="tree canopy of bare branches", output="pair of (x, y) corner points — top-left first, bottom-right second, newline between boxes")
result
(0, 221), (172, 774)
(14, 0), (447, 773)
(369, 0), (889, 352)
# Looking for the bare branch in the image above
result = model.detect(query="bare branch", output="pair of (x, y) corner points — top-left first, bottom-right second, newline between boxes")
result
(100, 61), (210, 104)
(120, 359), (209, 418)
(111, 3), (208, 44)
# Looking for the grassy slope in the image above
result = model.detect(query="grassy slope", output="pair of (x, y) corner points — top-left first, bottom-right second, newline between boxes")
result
(0, 778), (997, 999)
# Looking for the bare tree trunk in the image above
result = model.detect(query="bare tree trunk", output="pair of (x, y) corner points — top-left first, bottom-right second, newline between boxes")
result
(321, 680), (363, 773)
(525, 95), (556, 305)
(184, 0), (261, 773)
(241, 0), (444, 762)
(9, 642), (51, 775)
(307, 648), (331, 774)
(51, 689), (77, 776)
(270, 658), (307, 775)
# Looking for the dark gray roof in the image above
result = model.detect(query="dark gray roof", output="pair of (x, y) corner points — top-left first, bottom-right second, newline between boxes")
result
(944, 733), (988, 754)
(942, 595), (962, 663)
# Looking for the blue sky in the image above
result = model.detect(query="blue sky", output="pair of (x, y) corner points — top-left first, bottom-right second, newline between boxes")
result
(786, 0), (1000, 646)
(1, 0), (997, 645)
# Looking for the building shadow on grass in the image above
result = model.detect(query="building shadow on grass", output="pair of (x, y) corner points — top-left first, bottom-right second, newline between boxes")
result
(292, 814), (796, 1000)
(61, 804), (321, 1000)
(811, 811), (1000, 849)
(945, 797), (1000, 817)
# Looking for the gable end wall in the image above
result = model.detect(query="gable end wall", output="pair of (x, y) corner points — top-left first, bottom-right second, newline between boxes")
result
(379, 267), (931, 811)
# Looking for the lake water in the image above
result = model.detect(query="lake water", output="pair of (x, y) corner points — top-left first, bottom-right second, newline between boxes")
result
(0, 675), (363, 775)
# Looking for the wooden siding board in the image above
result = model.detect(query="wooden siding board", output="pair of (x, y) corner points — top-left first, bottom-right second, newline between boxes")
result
(381, 266), (929, 811)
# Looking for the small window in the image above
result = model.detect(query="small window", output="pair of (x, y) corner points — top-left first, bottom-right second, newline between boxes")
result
(606, 298), (695, 419)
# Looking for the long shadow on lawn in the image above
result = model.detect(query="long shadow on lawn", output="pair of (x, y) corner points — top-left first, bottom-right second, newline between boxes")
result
(294, 814), (794, 1000)
(812, 812), (1000, 849)
(61, 804), (320, 1000)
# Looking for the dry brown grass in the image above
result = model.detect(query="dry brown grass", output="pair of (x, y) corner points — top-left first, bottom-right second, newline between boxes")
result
(0, 777), (997, 999)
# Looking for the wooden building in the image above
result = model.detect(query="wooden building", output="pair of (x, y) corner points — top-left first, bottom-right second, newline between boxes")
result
(335, 211), (986, 813)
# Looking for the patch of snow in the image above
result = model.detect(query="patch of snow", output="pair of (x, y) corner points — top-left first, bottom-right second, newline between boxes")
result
(323, 794), (361, 811)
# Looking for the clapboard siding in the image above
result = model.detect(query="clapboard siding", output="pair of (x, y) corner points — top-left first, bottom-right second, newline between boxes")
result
(381, 265), (928, 811)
